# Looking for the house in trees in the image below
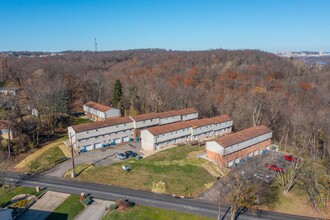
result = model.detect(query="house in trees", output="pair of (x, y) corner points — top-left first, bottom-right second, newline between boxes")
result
(141, 115), (233, 151)
(206, 125), (272, 167)
(0, 120), (15, 140)
(83, 101), (121, 121)
(0, 87), (20, 96)
(68, 107), (199, 152)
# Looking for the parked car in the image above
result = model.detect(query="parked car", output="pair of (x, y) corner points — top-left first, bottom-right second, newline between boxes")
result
(264, 163), (285, 173)
(283, 155), (297, 162)
(125, 151), (138, 158)
(116, 153), (127, 160)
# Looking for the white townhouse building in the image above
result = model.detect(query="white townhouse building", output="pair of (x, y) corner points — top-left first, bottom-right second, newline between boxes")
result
(83, 101), (121, 121)
(158, 108), (198, 125)
(68, 108), (199, 152)
(68, 116), (134, 152)
(0, 87), (20, 96)
(141, 115), (233, 151)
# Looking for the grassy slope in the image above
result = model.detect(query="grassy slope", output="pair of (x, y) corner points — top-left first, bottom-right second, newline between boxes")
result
(74, 146), (215, 196)
(72, 116), (93, 125)
(103, 205), (214, 220)
(15, 137), (67, 169)
(46, 195), (84, 220)
(0, 186), (43, 207)
(26, 146), (65, 174)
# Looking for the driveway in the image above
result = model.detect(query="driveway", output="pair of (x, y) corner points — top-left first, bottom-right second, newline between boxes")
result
(74, 199), (113, 220)
(18, 191), (69, 220)
(43, 142), (143, 177)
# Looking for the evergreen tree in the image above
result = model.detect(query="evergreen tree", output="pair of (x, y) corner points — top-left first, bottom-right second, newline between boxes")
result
(112, 79), (123, 108)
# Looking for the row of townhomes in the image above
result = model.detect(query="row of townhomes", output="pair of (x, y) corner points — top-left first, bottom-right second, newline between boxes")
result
(141, 115), (233, 151)
(205, 125), (272, 167)
(83, 101), (121, 121)
(68, 104), (199, 152)
(68, 101), (273, 168)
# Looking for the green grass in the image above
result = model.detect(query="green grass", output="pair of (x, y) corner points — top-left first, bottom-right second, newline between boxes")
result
(73, 116), (93, 125)
(26, 146), (65, 174)
(46, 195), (85, 220)
(103, 205), (214, 220)
(73, 145), (216, 197)
(0, 186), (44, 207)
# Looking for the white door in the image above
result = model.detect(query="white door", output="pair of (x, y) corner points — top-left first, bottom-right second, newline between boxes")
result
(266, 146), (270, 150)
(248, 152), (253, 158)
(85, 144), (93, 151)
(114, 138), (121, 144)
(254, 150), (259, 156)
(122, 136), (129, 142)
(234, 158), (240, 164)
(94, 142), (102, 149)
(228, 161), (233, 167)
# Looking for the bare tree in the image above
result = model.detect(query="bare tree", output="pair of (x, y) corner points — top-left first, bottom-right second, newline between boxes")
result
(274, 159), (303, 193)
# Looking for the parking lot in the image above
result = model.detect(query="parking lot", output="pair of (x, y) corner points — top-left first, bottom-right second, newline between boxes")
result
(199, 150), (292, 202)
(44, 142), (143, 177)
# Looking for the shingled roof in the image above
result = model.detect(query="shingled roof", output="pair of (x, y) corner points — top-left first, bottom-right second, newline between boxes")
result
(158, 108), (198, 118)
(130, 113), (159, 122)
(215, 125), (272, 148)
(71, 116), (133, 133)
(147, 121), (192, 136)
(84, 101), (112, 112)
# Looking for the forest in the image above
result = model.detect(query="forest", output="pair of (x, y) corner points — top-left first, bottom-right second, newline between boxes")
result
(0, 49), (329, 209)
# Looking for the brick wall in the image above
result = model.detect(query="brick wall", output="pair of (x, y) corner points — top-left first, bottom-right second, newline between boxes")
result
(206, 139), (271, 167)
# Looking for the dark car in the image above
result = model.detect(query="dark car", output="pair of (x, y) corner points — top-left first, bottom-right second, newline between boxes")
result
(115, 153), (127, 160)
(125, 151), (138, 158)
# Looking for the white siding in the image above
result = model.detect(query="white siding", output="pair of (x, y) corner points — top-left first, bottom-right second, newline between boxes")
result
(206, 141), (225, 155)
(83, 105), (106, 119)
(132, 117), (160, 129)
(105, 108), (121, 118)
(73, 122), (134, 152)
(155, 128), (191, 143)
(141, 130), (156, 151)
(192, 124), (214, 136)
(182, 113), (198, 121)
(224, 132), (272, 155)
(159, 115), (181, 125)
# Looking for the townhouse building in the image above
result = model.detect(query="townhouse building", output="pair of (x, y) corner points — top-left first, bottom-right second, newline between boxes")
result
(83, 101), (121, 121)
(68, 108), (199, 152)
(206, 125), (272, 167)
(141, 115), (233, 151)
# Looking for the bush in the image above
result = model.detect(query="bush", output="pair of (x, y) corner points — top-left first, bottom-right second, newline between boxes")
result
(109, 203), (117, 211)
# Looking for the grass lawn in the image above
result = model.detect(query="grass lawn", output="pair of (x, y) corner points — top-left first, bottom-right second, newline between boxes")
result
(0, 186), (44, 207)
(15, 137), (69, 170)
(73, 116), (93, 125)
(26, 146), (66, 174)
(46, 195), (84, 220)
(103, 205), (214, 220)
(72, 145), (216, 197)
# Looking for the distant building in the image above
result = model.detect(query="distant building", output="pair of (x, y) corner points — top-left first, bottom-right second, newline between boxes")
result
(83, 101), (121, 121)
(0, 120), (14, 140)
(0, 87), (19, 96)
(206, 125), (272, 167)
(141, 115), (233, 151)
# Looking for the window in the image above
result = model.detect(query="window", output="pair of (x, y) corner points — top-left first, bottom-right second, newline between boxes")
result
(96, 129), (98, 132)
(150, 119), (153, 122)
(86, 131), (89, 134)
(143, 120), (145, 123)
(124, 123), (126, 126)
(116, 125), (118, 128)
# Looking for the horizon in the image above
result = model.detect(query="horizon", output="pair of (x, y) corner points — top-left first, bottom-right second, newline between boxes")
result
(0, 0), (329, 52)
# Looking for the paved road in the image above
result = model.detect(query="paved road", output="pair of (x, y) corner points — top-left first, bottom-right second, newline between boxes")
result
(4, 171), (320, 220)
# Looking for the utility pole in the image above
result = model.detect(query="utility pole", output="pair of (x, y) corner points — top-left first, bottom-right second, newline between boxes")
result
(69, 135), (76, 178)
(94, 38), (98, 52)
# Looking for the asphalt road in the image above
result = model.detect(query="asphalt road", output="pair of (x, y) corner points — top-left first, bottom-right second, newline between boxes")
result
(4, 171), (321, 220)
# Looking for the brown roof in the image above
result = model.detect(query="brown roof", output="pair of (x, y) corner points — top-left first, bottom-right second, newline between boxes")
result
(158, 108), (198, 118)
(209, 115), (232, 124)
(215, 125), (272, 148)
(130, 113), (159, 122)
(187, 115), (232, 128)
(71, 116), (133, 133)
(147, 121), (192, 136)
(84, 101), (112, 112)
